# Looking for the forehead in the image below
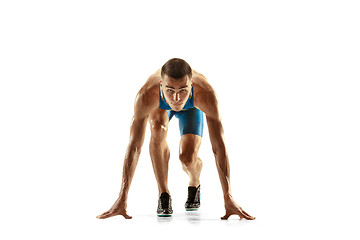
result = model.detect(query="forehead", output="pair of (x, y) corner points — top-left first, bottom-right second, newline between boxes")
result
(162, 75), (190, 86)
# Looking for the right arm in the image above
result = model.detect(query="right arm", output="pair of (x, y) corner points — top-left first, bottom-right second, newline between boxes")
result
(118, 112), (148, 204)
(97, 87), (157, 219)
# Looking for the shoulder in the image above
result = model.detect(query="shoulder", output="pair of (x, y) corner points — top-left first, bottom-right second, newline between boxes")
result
(134, 72), (160, 117)
(192, 73), (219, 119)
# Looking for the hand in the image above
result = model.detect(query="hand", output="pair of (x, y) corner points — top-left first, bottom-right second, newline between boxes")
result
(221, 196), (255, 220)
(96, 196), (132, 219)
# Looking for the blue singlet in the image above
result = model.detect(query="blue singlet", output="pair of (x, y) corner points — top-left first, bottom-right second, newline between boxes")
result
(158, 86), (204, 137)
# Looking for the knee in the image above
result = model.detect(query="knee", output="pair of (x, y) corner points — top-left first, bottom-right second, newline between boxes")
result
(150, 121), (168, 140)
(179, 150), (197, 168)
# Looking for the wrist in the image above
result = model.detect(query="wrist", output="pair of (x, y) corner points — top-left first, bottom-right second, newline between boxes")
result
(224, 193), (233, 201)
(119, 192), (128, 201)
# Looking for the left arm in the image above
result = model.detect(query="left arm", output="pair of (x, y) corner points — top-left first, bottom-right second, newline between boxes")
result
(196, 84), (255, 220)
(206, 107), (232, 199)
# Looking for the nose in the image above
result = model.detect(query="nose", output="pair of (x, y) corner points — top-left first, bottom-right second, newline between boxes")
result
(173, 93), (180, 102)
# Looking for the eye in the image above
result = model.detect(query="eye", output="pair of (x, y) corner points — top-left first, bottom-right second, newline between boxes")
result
(180, 89), (187, 92)
(167, 89), (174, 92)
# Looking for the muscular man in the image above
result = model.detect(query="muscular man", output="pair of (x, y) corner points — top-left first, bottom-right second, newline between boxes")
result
(96, 58), (255, 220)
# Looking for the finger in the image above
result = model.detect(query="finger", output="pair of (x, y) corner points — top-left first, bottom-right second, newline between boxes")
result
(240, 212), (255, 220)
(122, 213), (133, 219)
(240, 210), (256, 220)
(97, 211), (118, 219)
(97, 213), (111, 219)
(243, 214), (256, 220)
(221, 213), (231, 220)
(96, 210), (111, 219)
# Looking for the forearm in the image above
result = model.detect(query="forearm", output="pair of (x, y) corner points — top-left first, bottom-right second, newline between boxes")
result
(118, 113), (148, 200)
(119, 143), (142, 200)
(214, 148), (232, 199)
(207, 116), (233, 199)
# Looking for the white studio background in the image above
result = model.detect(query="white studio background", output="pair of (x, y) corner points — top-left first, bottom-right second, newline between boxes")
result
(0, 0), (359, 239)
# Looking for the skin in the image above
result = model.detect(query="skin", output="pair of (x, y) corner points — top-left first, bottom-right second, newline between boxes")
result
(96, 69), (255, 220)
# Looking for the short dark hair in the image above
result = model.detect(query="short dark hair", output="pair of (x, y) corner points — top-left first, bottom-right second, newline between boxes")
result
(161, 58), (192, 79)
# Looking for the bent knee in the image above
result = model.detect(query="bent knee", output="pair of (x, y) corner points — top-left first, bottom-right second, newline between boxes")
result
(179, 151), (198, 168)
(150, 121), (168, 139)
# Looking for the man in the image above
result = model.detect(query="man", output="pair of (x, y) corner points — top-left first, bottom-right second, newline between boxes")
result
(97, 58), (255, 220)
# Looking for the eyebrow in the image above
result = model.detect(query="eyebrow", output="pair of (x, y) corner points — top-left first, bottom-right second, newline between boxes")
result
(165, 85), (189, 89)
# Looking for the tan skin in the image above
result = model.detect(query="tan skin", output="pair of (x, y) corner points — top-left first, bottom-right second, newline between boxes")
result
(96, 69), (255, 220)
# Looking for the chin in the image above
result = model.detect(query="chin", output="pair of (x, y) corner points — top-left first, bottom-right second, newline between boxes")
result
(171, 105), (184, 111)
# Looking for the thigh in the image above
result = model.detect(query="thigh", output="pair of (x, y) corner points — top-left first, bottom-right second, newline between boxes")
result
(177, 108), (204, 137)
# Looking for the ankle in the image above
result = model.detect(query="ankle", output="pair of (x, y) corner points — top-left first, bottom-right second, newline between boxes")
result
(189, 181), (200, 188)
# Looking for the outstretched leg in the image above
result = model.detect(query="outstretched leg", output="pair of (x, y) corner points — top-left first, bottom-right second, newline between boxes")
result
(149, 109), (170, 196)
(179, 133), (203, 187)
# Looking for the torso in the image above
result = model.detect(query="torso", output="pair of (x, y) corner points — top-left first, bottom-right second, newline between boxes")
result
(141, 69), (211, 114)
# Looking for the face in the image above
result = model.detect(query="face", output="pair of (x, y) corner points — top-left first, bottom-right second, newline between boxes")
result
(160, 74), (192, 111)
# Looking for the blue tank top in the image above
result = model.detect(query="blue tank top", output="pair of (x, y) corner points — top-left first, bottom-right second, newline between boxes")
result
(159, 85), (194, 110)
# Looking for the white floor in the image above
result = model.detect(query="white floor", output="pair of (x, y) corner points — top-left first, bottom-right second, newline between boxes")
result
(12, 200), (355, 240)
(1, 1), (360, 239)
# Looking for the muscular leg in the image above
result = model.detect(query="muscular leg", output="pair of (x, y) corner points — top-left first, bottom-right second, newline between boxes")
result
(149, 109), (170, 196)
(179, 134), (203, 187)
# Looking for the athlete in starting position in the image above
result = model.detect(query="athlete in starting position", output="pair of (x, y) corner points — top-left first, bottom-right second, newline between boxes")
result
(97, 58), (255, 220)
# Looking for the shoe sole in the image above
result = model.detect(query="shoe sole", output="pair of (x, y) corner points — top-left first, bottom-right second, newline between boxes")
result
(185, 208), (199, 211)
(157, 214), (172, 217)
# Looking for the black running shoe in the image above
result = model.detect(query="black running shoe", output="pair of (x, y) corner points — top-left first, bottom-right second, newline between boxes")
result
(185, 185), (200, 211)
(157, 192), (173, 217)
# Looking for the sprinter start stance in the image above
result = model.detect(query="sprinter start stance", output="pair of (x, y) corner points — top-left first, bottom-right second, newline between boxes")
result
(97, 58), (255, 220)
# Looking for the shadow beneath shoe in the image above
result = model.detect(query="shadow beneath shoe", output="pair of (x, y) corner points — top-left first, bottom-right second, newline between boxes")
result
(157, 215), (173, 223)
(185, 210), (201, 224)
